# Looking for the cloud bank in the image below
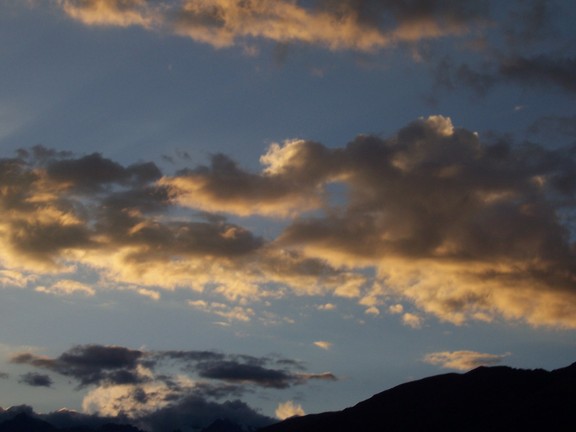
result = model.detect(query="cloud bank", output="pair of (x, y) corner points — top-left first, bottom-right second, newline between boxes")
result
(10, 344), (334, 430)
(2, 116), (576, 328)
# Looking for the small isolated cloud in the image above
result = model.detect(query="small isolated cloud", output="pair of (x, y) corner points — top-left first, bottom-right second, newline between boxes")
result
(388, 304), (404, 314)
(317, 303), (336, 311)
(275, 400), (305, 420)
(313, 341), (332, 350)
(0, 371), (9, 379)
(19, 372), (53, 387)
(11, 344), (145, 387)
(423, 350), (510, 371)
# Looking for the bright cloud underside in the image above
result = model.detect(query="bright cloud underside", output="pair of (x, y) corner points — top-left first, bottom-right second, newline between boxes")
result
(2, 116), (576, 328)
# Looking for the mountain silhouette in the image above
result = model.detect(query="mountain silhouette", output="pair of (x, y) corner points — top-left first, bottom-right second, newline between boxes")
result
(260, 362), (576, 432)
(0, 413), (56, 432)
(0, 412), (144, 432)
(200, 418), (251, 432)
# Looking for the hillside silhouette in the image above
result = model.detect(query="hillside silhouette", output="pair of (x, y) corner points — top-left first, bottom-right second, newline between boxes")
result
(260, 362), (576, 432)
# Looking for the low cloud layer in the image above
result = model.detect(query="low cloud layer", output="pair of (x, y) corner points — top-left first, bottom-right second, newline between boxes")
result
(275, 400), (305, 420)
(2, 115), (576, 328)
(423, 350), (510, 371)
(10, 344), (333, 430)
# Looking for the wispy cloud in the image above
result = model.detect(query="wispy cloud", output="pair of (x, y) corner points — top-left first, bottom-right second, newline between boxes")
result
(55, 0), (490, 52)
(18, 372), (53, 388)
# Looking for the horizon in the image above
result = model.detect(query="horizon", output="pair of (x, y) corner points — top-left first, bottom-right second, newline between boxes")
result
(1, 1), (576, 431)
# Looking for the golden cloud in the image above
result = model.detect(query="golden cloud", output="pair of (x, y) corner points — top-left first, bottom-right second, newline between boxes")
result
(3, 113), (576, 328)
(55, 0), (488, 52)
(423, 350), (510, 371)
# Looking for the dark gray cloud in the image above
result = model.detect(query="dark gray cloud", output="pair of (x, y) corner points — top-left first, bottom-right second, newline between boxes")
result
(0, 148), (265, 272)
(45, 153), (162, 191)
(12, 344), (336, 391)
(500, 55), (576, 93)
(18, 372), (53, 388)
(11, 345), (145, 387)
(197, 360), (299, 389)
(57, 0), (493, 52)
(0, 372), (8, 379)
(435, 55), (576, 95)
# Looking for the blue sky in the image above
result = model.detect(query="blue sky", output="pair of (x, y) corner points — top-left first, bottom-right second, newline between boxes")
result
(1, 1), (576, 430)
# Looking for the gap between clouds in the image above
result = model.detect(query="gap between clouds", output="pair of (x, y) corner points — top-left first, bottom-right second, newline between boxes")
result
(2, 115), (576, 328)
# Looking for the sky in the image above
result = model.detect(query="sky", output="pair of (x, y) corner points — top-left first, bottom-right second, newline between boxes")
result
(1, 0), (576, 430)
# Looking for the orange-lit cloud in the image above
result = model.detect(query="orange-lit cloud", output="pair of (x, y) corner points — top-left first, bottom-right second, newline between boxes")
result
(58, 0), (156, 28)
(423, 350), (510, 371)
(275, 400), (305, 420)
(12, 344), (333, 429)
(55, 0), (489, 52)
(3, 114), (576, 328)
(313, 341), (332, 350)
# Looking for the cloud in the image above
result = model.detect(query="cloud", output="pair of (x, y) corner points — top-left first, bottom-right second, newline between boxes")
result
(188, 300), (255, 322)
(401, 313), (423, 329)
(438, 55), (576, 95)
(10, 344), (335, 430)
(57, 0), (156, 28)
(423, 350), (510, 371)
(270, 116), (576, 327)
(9, 344), (335, 431)
(18, 372), (53, 388)
(3, 115), (576, 328)
(55, 0), (490, 52)
(35, 279), (95, 296)
(275, 400), (305, 420)
(313, 341), (332, 350)
(11, 345), (145, 387)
